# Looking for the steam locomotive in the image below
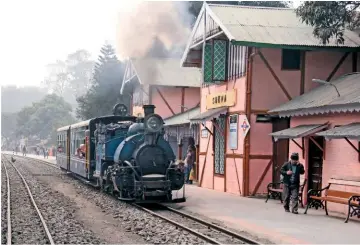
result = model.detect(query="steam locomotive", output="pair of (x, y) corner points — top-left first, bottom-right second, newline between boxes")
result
(56, 104), (185, 203)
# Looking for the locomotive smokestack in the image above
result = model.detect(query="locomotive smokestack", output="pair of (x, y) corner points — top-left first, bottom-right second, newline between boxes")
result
(143, 105), (155, 117)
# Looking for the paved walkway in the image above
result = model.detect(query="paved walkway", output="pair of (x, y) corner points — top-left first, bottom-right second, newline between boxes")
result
(5, 152), (359, 244)
(168, 184), (360, 244)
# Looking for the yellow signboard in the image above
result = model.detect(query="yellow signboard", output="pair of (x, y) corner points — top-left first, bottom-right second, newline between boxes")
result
(206, 89), (236, 109)
(132, 106), (144, 117)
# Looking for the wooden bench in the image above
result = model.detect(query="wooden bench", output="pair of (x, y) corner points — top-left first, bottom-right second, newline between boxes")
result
(265, 179), (307, 207)
(304, 183), (360, 223)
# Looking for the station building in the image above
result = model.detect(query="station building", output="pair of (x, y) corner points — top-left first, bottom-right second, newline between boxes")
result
(181, 3), (360, 196)
(120, 58), (202, 160)
(269, 73), (360, 214)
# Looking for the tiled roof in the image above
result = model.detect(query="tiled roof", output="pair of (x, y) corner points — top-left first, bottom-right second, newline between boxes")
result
(131, 58), (201, 87)
(268, 73), (360, 117)
(208, 4), (360, 48)
(317, 123), (360, 140)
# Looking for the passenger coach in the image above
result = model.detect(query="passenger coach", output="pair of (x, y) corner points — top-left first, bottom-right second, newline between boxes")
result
(56, 115), (137, 180)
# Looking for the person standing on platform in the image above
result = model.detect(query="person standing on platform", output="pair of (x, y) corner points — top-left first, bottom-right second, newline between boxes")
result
(184, 145), (195, 184)
(280, 152), (305, 214)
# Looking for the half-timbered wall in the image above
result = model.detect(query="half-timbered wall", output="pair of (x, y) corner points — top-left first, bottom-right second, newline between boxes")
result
(248, 49), (360, 195)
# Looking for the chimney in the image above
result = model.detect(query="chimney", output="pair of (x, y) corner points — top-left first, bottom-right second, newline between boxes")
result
(143, 105), (155, 117)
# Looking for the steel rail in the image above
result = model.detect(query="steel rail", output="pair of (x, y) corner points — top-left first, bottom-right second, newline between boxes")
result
(132, 203), (223, 244)
(2, 155), (55, 245)
(159, 204), (260, 244)
(3, 160), (12, 245)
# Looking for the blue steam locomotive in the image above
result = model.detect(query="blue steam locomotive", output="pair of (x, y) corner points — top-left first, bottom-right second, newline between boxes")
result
(56, 104), (185, 203)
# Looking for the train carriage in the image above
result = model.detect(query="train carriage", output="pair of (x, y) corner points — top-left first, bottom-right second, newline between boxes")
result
(56, 104), (185, 203)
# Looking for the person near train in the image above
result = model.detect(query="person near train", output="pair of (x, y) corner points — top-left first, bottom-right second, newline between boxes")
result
(22, 145), (27, 156)
(184, 145), (195, 184)
(280, 152), (305, 214)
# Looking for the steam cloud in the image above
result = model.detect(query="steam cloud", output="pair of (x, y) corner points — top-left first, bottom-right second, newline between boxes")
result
(116, 1), (192, 59)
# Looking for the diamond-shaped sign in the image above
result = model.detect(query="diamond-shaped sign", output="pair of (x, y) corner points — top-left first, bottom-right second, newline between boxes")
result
(239, 115), (250, 138)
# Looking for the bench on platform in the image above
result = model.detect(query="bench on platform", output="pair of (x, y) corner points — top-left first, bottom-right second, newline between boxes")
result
(304, 183), (360, 223)
(265, 179), (307, 207)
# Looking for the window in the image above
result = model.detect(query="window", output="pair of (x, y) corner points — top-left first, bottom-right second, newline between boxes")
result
(203, 40), (247, 84)
(213, 117), (226, 175)
(281, 49), (301, 70)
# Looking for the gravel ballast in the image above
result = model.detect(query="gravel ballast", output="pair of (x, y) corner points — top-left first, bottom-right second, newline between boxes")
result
(2, 159), (49, 244)
(1, 163), (8, 244)
(3, 156), (105, 244)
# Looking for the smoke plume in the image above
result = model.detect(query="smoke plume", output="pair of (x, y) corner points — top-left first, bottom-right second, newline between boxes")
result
(116, 1), (192, 59)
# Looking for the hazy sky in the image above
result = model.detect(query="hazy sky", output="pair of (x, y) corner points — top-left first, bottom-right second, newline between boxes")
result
(0, 0), (141, 87)
(0, 0), (302, 88)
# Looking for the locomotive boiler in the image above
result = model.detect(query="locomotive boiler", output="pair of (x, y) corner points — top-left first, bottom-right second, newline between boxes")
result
(56, 104), (185, 203)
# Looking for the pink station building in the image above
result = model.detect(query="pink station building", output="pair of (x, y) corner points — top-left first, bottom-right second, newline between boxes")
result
(180, 3), (360, 216)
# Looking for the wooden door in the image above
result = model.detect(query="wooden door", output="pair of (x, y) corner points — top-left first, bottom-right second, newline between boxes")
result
(272, 117), (290, 183)
(308, 136), (324, 190)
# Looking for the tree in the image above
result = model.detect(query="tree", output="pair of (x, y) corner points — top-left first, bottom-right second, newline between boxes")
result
(16, 94), (75, 145)
(296, 2), (360, 45)
(1, 112), (17, 146)
(76, 44), (129, 119)
(43, 60), (69, 96)
(66, 49), (95, 96)
(42, 49), (95, 109)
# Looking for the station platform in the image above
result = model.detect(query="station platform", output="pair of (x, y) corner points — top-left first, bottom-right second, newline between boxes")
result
(3, 152), (359, 244)
(169, 184), (360, 244)
(2, 151), (56, 165)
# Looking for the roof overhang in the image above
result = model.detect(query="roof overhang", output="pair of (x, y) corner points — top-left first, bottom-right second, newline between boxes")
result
(230, 40), (360, 52)
(189, 107), (228, 125)
(164, 107), (201, 127)
(316, 123), (360, 141)
(270, 123), (328, 142)
(269, 104), (360, 118)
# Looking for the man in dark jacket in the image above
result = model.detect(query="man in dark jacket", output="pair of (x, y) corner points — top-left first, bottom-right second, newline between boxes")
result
(280, 152), (305, 214)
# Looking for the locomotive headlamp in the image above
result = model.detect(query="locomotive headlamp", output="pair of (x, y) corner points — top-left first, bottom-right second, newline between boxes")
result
(144, 114), (164, 133)
(113, 103), (128, 116)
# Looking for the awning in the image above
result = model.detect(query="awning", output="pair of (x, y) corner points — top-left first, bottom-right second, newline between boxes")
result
(270, 123), (328, 142)
(316, 122), (360, 141)
(164, 107), (200, 127)
(189, 107), (228, 125)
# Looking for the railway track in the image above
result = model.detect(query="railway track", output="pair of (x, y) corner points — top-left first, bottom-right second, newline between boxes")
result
(134, 203), (260, 244)
(4, 154), (261, 244)
(2, 154), (55, 245)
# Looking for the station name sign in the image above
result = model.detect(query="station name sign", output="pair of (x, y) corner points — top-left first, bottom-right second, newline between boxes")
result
(206, 89), (236, 109)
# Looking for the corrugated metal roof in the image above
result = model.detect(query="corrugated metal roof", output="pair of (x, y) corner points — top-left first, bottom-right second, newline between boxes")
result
(268, 73), (360, 117)
(317, 123), (360, 140)
(208, 4), (360, 47)
(190, 107), (228, 124)
(130, 58), (202, 87)
(164, 107), (200, 127)
(269, 124), (328, 142)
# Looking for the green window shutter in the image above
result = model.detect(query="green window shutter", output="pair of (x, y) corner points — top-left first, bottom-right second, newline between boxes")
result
(212, 40), (227, 82)
(204, 43), (213, 83)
